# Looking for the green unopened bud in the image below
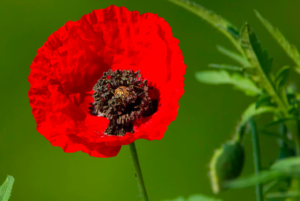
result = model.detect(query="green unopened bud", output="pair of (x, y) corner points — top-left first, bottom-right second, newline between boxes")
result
(209, 141), (245, 194)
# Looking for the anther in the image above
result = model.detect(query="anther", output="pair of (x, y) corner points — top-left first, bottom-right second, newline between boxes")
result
(89, 69), (158, 136)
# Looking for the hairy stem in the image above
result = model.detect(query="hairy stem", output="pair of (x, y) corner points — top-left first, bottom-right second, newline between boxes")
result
(129, 142), (149, 201)
(249, 118), (263, 201)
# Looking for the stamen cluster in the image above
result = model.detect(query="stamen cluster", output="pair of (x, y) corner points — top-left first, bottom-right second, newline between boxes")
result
(90, 69), (151, 135)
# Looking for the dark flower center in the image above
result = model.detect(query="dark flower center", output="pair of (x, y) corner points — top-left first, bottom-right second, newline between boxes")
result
(90, 69), (158, 136)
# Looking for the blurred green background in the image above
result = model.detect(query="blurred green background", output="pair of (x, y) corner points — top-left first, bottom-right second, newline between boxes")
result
(1, 0), (300, 200)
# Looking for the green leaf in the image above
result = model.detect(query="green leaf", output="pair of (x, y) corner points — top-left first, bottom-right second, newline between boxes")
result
(223, 157), (300, 190)
(216, 45), (250, 67)
(240, 23), (272, 77)
(240, 23), (288, 112)
(266, 192), (300, 199)
(223, 170), (284, 189)
(271, 157), (300, 176)
(188, 195), (222, 201)
(255, 10), (300, 69)
(168, 0), (243, 53)
(162, 194), (222, 201)
(241, 103), (277, 126)
(209, 64), (243, 71)
(162, 197), (185, 201)
(0, 176), (15, 201)
(195, 70), (262, 96)
(275, 66), (290, 90)
(255, 94), (275, 109)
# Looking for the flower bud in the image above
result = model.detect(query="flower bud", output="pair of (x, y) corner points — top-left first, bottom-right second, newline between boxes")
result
(209, 141), (245, 194)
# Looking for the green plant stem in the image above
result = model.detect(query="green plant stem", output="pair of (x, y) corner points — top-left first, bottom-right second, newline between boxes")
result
(129, 142), (149, 201)
(249, 118), (263, 201)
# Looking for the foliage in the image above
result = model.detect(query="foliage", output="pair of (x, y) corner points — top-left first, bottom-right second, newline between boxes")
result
(169, 0), (300, 200)
(0, 176), (14, 201)
(254, 10), (300, 69)
(195, 70), (261, 96)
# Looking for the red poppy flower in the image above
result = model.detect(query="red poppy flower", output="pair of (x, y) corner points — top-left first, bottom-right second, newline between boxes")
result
(28, 5), (186, 158)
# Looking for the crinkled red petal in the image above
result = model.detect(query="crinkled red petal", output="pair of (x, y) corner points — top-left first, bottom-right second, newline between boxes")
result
(28, 5), (186, 157)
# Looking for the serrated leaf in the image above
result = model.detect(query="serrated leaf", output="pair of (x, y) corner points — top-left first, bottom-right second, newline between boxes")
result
(239, 23), (288, 112)
(241, 103), (277, 126)
(275, 66), (290, 89)
(240, 23), (273, 77)
(195, 70), (262, 96)
(162, 194), (222, 201)
(168, 0), (243, 53)
(209, 64), (243, 71)
(255, 10), (300, 69)
(0, 176), (15, 201)
(216, 45), (250, 67)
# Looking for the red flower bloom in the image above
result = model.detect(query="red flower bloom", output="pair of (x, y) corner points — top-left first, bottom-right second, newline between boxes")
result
(28, 5), (186, 158)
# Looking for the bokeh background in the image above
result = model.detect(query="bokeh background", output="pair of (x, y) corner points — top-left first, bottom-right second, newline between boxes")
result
(1, 0), (300, 200)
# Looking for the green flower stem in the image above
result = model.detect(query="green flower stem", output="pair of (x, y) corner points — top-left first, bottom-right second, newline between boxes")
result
(129, 142), (149, 201)
(249, 118), (263, 201)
